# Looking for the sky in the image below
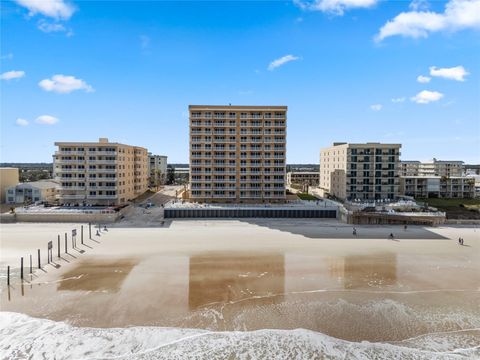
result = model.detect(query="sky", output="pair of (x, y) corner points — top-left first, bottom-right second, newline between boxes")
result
(1, 0), (479, 164)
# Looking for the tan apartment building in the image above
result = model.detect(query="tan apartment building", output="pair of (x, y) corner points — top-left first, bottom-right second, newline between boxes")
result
(0, 167), (19, 203)
(53, 138), (148, 206)
(189, 105), (287, 202)
(400, 176), (475, 198)
(320, 142), (401, 201)
(400, 159), (464, 177)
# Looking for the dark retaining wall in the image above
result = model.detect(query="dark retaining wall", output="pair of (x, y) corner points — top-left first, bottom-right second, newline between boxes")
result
(164, 208), (337, 219)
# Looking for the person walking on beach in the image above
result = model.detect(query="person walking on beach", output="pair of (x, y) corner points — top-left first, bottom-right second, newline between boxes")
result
(353, 227), (357, 236)
(458, 237), (462, 245)
(404, 225), (408, 231)
(389, 233), (394, 240)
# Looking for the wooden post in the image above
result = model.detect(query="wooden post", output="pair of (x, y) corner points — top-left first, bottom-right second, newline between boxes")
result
(58, 235), (61, 258)
(65, 233), (68, 253)
(89, 222), (91, 239)
(20, 257), (24, 280)
(47, 244), (50, 264)
(7, 266), (10, 286)
(30, 255), (32, 274)
(38, 249), (41, 269)
(81, 225), (84, 245)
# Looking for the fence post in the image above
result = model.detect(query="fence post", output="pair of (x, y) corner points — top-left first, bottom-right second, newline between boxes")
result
(47, 244), (50, 264)
(30, 255), (32, 274)
(7, 266), (10, 286)
(65, 233), (68, 253)
(58, 235), (60, 258)
(20, 257), (24, 280)
(81, 225), (84, 245)
(38, 249), (41, 269)
(89, 222), (92, 239)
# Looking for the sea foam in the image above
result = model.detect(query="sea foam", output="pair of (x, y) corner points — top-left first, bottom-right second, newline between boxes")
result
(0, 312), (479, 360)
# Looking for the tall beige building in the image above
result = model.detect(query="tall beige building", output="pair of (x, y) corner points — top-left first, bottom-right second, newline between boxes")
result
(320, 142), (401, 201)
(53, 138), (148, 206)
(189, 105), (287, 202)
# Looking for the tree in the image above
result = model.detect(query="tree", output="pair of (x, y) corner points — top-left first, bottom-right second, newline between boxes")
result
(166, 166), (175, 185)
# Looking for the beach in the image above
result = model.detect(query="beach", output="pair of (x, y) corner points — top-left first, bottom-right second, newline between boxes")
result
(1, 220), (479, 359)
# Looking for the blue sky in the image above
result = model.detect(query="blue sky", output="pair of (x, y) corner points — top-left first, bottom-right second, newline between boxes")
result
(1, 0), (479, 163)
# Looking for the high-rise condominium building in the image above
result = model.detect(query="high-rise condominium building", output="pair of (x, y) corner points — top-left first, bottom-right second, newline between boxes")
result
(189, 105), (287, 202)
(54, 138), (148, 206)
(148, 153), (168, 187)
(320, 142), (401, 201)
(400, 159), (464, 177)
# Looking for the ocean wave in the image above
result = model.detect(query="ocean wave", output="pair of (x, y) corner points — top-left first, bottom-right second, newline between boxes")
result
(1, 312), (479, 360)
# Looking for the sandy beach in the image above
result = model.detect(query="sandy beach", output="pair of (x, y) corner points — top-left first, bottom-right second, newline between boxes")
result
(1, 220), (479, 359)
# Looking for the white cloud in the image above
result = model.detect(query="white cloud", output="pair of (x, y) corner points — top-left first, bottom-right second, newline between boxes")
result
(14, 0), (75, 20)
(39, 74), (94, 93)
(409, 0), (430, 11)
(37, 20), (71, 34)
(268, 55), (300, 71)
(16, 118), (29, 126)
(370, 104), (382, 111)
(417, 75), (431, 83)
(0, 70), (25, 80)
(35, 115), (59, 125)
(375, 0), (480, 41)
(391, 97), (406, 103)
(429, 65), (469, 81)
(1, 53), (14, 60)
(411, 90), (444, 104)
(294, 0), (378, 15)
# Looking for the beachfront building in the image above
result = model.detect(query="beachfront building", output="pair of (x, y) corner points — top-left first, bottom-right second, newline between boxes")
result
(53, 138), (149, 206)
(189, 105), (287, 202)
(287, 171), (319, 191)
(400, 159), (464, 177)
(148, 153), (168, 188)
(5, 180), (60, 204)
(319, 142), (401, 201)
(400, 176), (475, 199)
(0, 167), (19, 203)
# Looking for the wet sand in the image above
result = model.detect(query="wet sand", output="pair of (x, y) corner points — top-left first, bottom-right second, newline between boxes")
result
(1, 220), (479, 347)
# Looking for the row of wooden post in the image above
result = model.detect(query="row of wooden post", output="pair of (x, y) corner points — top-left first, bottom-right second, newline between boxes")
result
(6, 222), (102, 286)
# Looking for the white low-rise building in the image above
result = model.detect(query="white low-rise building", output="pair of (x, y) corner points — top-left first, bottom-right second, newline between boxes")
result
(148, 153), (168, 187)
(400, 176), (475, 199)
(5, 180), (60, 204)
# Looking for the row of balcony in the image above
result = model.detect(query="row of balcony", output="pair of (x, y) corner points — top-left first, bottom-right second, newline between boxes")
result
(59, 194), (118, 200)
(55, 151), (117, 156)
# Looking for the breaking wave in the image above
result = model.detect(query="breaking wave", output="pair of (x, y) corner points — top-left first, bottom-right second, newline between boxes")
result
(1, 312), (479, 359)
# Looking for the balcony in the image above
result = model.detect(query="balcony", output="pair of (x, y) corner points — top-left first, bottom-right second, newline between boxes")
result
(55, 151), (85, 156)
(60, 194), (86, 200)
(86, 195), (118, 199)
(86, 151), (117, 156)
(88, 168), (117, 173)
(87, 160), (117, 164)
(87, 186), (118, 191)
(61, 186), (86, 191)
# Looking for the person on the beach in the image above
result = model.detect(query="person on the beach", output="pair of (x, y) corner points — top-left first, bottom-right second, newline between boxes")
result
(404, 225), (407, 231)
(389, 233), (394, 240)
(353, 227), (357, 236)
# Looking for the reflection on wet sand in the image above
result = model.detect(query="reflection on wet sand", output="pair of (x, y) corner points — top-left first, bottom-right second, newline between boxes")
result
(328, 253), (397, 289)
(58, 259), (138, 292)
(188, 253), (284, 309)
